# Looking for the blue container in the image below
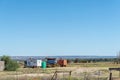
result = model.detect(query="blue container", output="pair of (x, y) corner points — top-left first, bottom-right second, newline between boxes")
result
(47, 60), (57, 64)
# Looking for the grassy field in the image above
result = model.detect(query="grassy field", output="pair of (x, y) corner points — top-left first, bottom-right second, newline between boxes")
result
(0, 62), (120, 80)
(68, 62), (120, 67)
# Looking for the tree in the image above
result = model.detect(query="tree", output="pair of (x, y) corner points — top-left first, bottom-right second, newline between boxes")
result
(1, 55), (11, 65)
(1, 55), (19, 71)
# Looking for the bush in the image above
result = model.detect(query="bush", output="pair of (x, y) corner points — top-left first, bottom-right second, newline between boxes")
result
(5, 60), (19, 71)
(1, 55), (19, 71)
(1, 55), (11, 65)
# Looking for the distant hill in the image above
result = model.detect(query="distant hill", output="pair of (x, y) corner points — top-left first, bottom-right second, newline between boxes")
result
(9, 56), (116, 61)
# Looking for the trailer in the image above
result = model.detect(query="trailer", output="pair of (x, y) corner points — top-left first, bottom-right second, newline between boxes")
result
(24, 58), (42, 68)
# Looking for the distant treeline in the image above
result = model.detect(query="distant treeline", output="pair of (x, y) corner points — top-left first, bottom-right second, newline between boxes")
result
(15, 57), (119, 64)
(67, 58), (117, 63)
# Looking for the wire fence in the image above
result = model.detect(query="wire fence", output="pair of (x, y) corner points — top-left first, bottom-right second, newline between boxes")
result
(0, 68), (112, 80)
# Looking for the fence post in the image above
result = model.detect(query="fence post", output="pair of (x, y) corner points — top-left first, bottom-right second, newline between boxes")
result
(119, 70), (120, 78)
(69, 71), (72, 80)
(109, 71), (112, 80)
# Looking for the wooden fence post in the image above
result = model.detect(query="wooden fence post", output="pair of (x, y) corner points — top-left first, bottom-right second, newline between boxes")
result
(69, 71), (72, 80)
(109, 71), (112, 80)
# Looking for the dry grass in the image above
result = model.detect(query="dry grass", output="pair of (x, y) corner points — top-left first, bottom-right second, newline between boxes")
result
(68, 62), (120, 67)
(0, 62), (120, 80)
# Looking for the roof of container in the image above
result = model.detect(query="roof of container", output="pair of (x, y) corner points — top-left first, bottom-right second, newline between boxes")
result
(46, 58), (56, 60)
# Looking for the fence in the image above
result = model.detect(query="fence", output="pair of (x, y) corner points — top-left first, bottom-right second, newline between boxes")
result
(0, 68), (109, 80)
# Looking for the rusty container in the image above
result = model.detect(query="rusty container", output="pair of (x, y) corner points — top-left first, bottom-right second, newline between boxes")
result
(57, 59), (67, 67)
(63, 60), (67, 66)
(57, 60), (63, 65)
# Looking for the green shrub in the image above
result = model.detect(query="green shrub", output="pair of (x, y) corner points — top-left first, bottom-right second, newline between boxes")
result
(1, 55), (19, 71)
(5, 60), (19, 71)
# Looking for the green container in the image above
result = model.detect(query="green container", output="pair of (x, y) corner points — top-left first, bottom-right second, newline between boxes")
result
(42, 61), (46, 69)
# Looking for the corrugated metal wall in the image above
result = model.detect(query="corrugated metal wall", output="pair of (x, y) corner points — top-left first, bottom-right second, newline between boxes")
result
(0, 61), (5, 71)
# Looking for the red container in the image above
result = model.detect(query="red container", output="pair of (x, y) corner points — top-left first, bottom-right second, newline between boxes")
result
(57, 59), (67, 67)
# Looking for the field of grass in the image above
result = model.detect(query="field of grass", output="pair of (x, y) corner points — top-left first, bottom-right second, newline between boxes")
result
(68, 62), (120, 67)
(0, 62), (120, 80)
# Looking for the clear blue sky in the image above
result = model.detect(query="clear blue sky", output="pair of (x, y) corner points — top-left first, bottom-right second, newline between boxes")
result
(0, 0), (120, 56)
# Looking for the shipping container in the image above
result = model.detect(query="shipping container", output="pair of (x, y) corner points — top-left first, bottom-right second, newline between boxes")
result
(46, 58), (57, 67)
(47, 60), (57, 64)
(57, 59), (67, 67)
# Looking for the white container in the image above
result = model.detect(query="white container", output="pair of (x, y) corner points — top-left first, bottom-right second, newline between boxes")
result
(37, 60), (42, 67)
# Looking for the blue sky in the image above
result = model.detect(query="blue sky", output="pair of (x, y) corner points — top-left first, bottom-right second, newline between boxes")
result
(0, 0), (120, 56)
